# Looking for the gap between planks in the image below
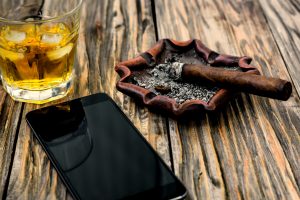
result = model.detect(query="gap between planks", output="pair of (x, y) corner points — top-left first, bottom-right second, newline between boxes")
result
(1, 103), (25, 200)
(150, 0), (176, 173)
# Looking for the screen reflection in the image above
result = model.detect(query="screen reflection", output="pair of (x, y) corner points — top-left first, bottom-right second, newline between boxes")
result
(28, 95), (178, 200)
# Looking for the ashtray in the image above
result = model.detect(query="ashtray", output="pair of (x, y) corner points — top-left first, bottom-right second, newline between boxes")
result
(115, 39), (289, 117)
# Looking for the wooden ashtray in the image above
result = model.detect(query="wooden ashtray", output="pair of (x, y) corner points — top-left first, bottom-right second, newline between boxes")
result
(115, 39), (290, 117)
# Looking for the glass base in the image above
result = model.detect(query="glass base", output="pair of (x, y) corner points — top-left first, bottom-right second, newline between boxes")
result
(2, 78), (72, 104)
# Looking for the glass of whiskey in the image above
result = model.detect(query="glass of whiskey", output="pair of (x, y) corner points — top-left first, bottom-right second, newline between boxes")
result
(0, 0), (82, 104)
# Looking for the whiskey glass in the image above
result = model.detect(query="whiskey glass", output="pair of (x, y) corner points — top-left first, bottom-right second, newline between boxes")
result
(0, 0), (82, 104)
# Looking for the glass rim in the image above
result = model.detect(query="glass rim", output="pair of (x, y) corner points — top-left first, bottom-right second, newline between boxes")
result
(0, 0), (83, 24)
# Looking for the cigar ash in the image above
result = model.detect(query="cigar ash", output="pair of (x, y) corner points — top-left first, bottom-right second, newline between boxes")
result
(130, 51), (240, 104)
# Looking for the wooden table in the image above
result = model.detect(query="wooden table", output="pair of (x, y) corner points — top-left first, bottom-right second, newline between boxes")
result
(1, 0), (299, 199)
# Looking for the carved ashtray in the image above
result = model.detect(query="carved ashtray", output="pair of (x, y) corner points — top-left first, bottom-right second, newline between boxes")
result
(115, 39), (291, 117)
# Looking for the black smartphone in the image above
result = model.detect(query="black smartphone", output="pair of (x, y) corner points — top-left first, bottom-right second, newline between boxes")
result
(26, 93), (187, 200)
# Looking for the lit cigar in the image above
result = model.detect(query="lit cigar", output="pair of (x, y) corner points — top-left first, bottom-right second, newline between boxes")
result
(167, 62), (292, 101)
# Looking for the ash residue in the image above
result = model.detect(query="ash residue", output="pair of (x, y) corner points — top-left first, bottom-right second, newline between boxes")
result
(131, 51), (239, 104)
(131, 64), (219, 104)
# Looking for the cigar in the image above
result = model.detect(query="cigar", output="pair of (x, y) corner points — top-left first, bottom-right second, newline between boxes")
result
(168, 62), (292, 101)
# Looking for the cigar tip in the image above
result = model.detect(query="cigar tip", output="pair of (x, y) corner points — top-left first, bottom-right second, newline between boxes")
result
(281, 81), (292, 101)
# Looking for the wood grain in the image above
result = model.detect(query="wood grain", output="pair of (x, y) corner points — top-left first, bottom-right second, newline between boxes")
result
(1, 0), (299, 199)
(221, 0), (300, 196)
(258, 0), (300, 97)
(0, 92), (23, 198)
(4, 0), (171, 199)
(155, 0), (300, 199)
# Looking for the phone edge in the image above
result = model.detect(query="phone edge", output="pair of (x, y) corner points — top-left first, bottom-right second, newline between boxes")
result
(25, 115), (81, 200)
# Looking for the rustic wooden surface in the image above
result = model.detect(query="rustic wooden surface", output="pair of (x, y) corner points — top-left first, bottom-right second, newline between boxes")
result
(155, 0), (300, 199)
(0, 0), (299, 199)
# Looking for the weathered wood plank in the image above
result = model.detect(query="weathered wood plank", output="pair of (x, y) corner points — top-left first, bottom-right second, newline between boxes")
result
(221, 0), (300, 196)
(258, 0), (300, 97)
(155, 0), (300, 199)
(0, 92), (23, 198)
(5, 0), (168, 199)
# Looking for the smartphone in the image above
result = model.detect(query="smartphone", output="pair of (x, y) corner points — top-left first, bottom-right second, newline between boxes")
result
(26, 93), (187, 200)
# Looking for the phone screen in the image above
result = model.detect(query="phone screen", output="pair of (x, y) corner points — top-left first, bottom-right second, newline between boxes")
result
(26, 93), (186, 200)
